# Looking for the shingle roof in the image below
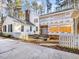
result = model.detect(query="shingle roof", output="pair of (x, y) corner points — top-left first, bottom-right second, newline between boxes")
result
(9, 16), (35, 26)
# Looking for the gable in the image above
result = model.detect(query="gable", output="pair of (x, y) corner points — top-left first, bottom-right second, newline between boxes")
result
(3, 16), (20, 25)
(71, 10), (79, 19)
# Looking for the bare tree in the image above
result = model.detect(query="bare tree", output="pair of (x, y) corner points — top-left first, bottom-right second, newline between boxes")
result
(32, 0), (38, 13)
(38, 4), (44, 14)
(31, 0), (44, 14)
(26, 0), (31, 10)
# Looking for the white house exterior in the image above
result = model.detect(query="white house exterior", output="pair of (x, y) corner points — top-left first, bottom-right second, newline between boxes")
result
(2, 16), (36, 40)
(39, 8), (79, 49)
(30, 11), (40, 34)
(58, 9), (79, 49)
(0, 0), (8, 34)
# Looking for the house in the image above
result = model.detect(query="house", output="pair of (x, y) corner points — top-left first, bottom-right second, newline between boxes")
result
(1, 0), (40, 40)
(39, 9), (79, 41)
(30, 11), (40, 35)
(2, 16), (36, 40)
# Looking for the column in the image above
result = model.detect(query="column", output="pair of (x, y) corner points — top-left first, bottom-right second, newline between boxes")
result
(73, 18), (78, 34)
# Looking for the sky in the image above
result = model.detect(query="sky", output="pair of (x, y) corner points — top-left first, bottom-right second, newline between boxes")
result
(35, 0), (56, 12)
(0, 0), (8, 17)
(50, 0), (56, 12)
(0, 0), (56, 16)
(22, 0), (56, 13)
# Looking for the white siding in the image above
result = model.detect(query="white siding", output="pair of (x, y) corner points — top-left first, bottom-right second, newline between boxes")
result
(30, 11), (40, 34)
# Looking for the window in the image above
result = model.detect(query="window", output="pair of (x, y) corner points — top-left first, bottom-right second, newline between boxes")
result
(3, 25), (6, 32)
(34, 19), (38, 23)
(8, 24), (12, 32)
(36, 27), (38, 31)
(21, 25), (24, 32)
(30, 26), (32, 31)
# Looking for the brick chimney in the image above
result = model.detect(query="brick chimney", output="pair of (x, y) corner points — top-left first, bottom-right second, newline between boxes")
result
(25, 10), (30, 22)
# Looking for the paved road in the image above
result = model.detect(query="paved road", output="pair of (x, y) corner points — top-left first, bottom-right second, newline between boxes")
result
(0, 37), (79, 59)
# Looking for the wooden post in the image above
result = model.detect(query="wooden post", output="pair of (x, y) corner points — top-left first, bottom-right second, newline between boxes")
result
(73, 18), (78, 35)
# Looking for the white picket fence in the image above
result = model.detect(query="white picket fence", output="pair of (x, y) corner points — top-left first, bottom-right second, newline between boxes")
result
(59, 33), (79, 49)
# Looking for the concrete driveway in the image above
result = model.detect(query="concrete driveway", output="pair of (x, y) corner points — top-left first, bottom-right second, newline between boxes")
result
(0, 37), (79, 59)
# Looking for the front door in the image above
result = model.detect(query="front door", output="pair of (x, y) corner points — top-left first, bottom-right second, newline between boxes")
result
(40, 25), (48, 35)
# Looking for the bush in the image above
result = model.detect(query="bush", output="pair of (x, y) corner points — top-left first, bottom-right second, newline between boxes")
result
(5, 35), (12, 38)
(44, 38), (47, 41)
(1, 33), (13, 38)
(33, 34), (39, 39)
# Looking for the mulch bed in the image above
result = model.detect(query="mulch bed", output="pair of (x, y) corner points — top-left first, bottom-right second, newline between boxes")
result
(23, 39), (79, 54)
(42, 45), (79, 54)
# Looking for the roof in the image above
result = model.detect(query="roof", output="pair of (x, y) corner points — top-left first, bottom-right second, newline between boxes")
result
(40, 8), (74, 17)
(9, 16), (35, 26)
(39, 8), (77, 19)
